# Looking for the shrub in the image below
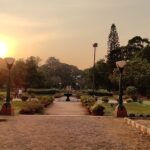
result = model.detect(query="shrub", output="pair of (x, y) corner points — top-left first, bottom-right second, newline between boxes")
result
(126, 86), (138, 102)
(87, 89), (113, 96)
(21, 95), (29, 101)
(101, 96), (109, 103)
(90, 103), (105, 116)
(81, 96), (96, 108)
(19, 101), (44, 114)
(75, 93), (82, 99)
(0, 93), (5, 101)
(131, 95), (138, 102)
(27, 88), (60, 95)
(126, 86), (137, 96)
(38, 96), (54, 107)
(19, 96), (54, 114)
(138, 99), (143, 104)
(126, 99), (133, 103)
(54, 93), (63, 98)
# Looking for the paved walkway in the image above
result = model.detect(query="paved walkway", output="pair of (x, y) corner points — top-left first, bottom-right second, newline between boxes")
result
(0, 116), (150, 150)
(45, 97), (88, 115)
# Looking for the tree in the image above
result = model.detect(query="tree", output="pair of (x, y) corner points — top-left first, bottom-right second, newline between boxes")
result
(25, 56), (43, 88)
(83, 59), (112, 90)
(107, 24), (120, 64)
(125, 36), (150, 59)
(124, 58), (150, 95)
(137, 46), (150, 63)
(40, 57), (82, 88)
(12, 59), (27, 88)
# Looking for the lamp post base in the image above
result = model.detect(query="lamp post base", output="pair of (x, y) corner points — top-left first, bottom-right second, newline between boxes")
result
(0, 103), (14, 115)
(114, 105), (127, 117)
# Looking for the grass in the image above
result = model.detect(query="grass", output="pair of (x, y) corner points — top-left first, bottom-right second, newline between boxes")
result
(125, 102), (150, 115)
(100, 103), (114, 116)
(12, 101), (27, 114)
(97, 99), (150, 115)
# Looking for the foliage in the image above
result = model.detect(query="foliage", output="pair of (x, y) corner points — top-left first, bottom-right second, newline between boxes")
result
(38, 96), (54, 107)
(80, 96), (96, 108)
(53, 93), (64, 98)
(12, 59), (27, 88)
(27, 88), (60, 95)
(90, 103), (105, 116)
(21, 94), (29, 101)
(126, 86), (137, 96)
(101, 96), (109, 103)
(108, 24), (120, 50)
(19, 96), (53, 114)
(26, 56), (44, 88)
(124, 58), (150, 95)
(41, 57), (82, 88)
(0, 92), (6, 101)
(126, 99), (133, 103)
(87, 89), (113, 96)
(19, 101), (44, 114)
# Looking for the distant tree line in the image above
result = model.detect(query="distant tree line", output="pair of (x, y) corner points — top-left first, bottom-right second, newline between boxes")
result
(0, 57), (83, 90)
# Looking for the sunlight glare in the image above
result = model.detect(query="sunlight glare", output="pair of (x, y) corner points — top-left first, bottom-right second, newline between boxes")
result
(0, 42), (7, 58)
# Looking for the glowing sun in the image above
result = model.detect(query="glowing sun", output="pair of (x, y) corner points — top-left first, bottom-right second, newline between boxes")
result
(0, 42), (7, 57)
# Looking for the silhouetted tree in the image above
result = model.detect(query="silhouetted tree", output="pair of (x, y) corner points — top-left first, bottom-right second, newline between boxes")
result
(107, 24), (120, 64)
(12, 59), (27, 88)
(125, 36), (150, 59)
(25, 56), (44, 88)
(40, 57), (82, 88)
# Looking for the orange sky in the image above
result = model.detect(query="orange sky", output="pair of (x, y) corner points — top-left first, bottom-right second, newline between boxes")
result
(0, 0), (150, 69)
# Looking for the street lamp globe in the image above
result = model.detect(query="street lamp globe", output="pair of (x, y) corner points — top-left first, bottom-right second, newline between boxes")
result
(116, 60), (126, 69)
(5, 57), (15, 69)
(93, 43), (98, 48)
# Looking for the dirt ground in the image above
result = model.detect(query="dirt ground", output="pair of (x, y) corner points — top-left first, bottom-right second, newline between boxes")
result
(0, 115), (149, 150)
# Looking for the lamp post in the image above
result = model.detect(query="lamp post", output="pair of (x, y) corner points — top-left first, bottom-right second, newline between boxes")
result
(114, 60), (127, 117)
(1, 57), (15, 115)
(92, 43), (98, 97)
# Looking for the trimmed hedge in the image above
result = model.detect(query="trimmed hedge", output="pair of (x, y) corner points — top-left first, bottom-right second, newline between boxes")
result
(81, 96), (96, 108)
(20, 101), (44, 114)
(84, 89), (113, 96)
(91, 103), (105, 116)
(101, 96), (109, 103)
(27, 88), (60, 95)
(19, 96), (54, 114)
(38, 96), (54, 107)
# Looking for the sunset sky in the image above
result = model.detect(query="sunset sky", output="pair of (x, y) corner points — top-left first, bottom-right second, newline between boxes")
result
(0, 0), (150, 69)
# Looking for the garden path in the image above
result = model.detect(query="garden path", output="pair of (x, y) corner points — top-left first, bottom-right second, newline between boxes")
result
(45, 96), (88, 115)
(0, 115), (150, 150)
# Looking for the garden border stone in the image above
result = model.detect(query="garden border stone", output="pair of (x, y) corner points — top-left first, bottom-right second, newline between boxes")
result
(124, 117), (150, 135)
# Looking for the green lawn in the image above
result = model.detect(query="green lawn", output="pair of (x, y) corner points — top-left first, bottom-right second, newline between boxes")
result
(98, 100), (150, 116)
(125, 102), (150, 115)
(12, 101), (27, 114)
